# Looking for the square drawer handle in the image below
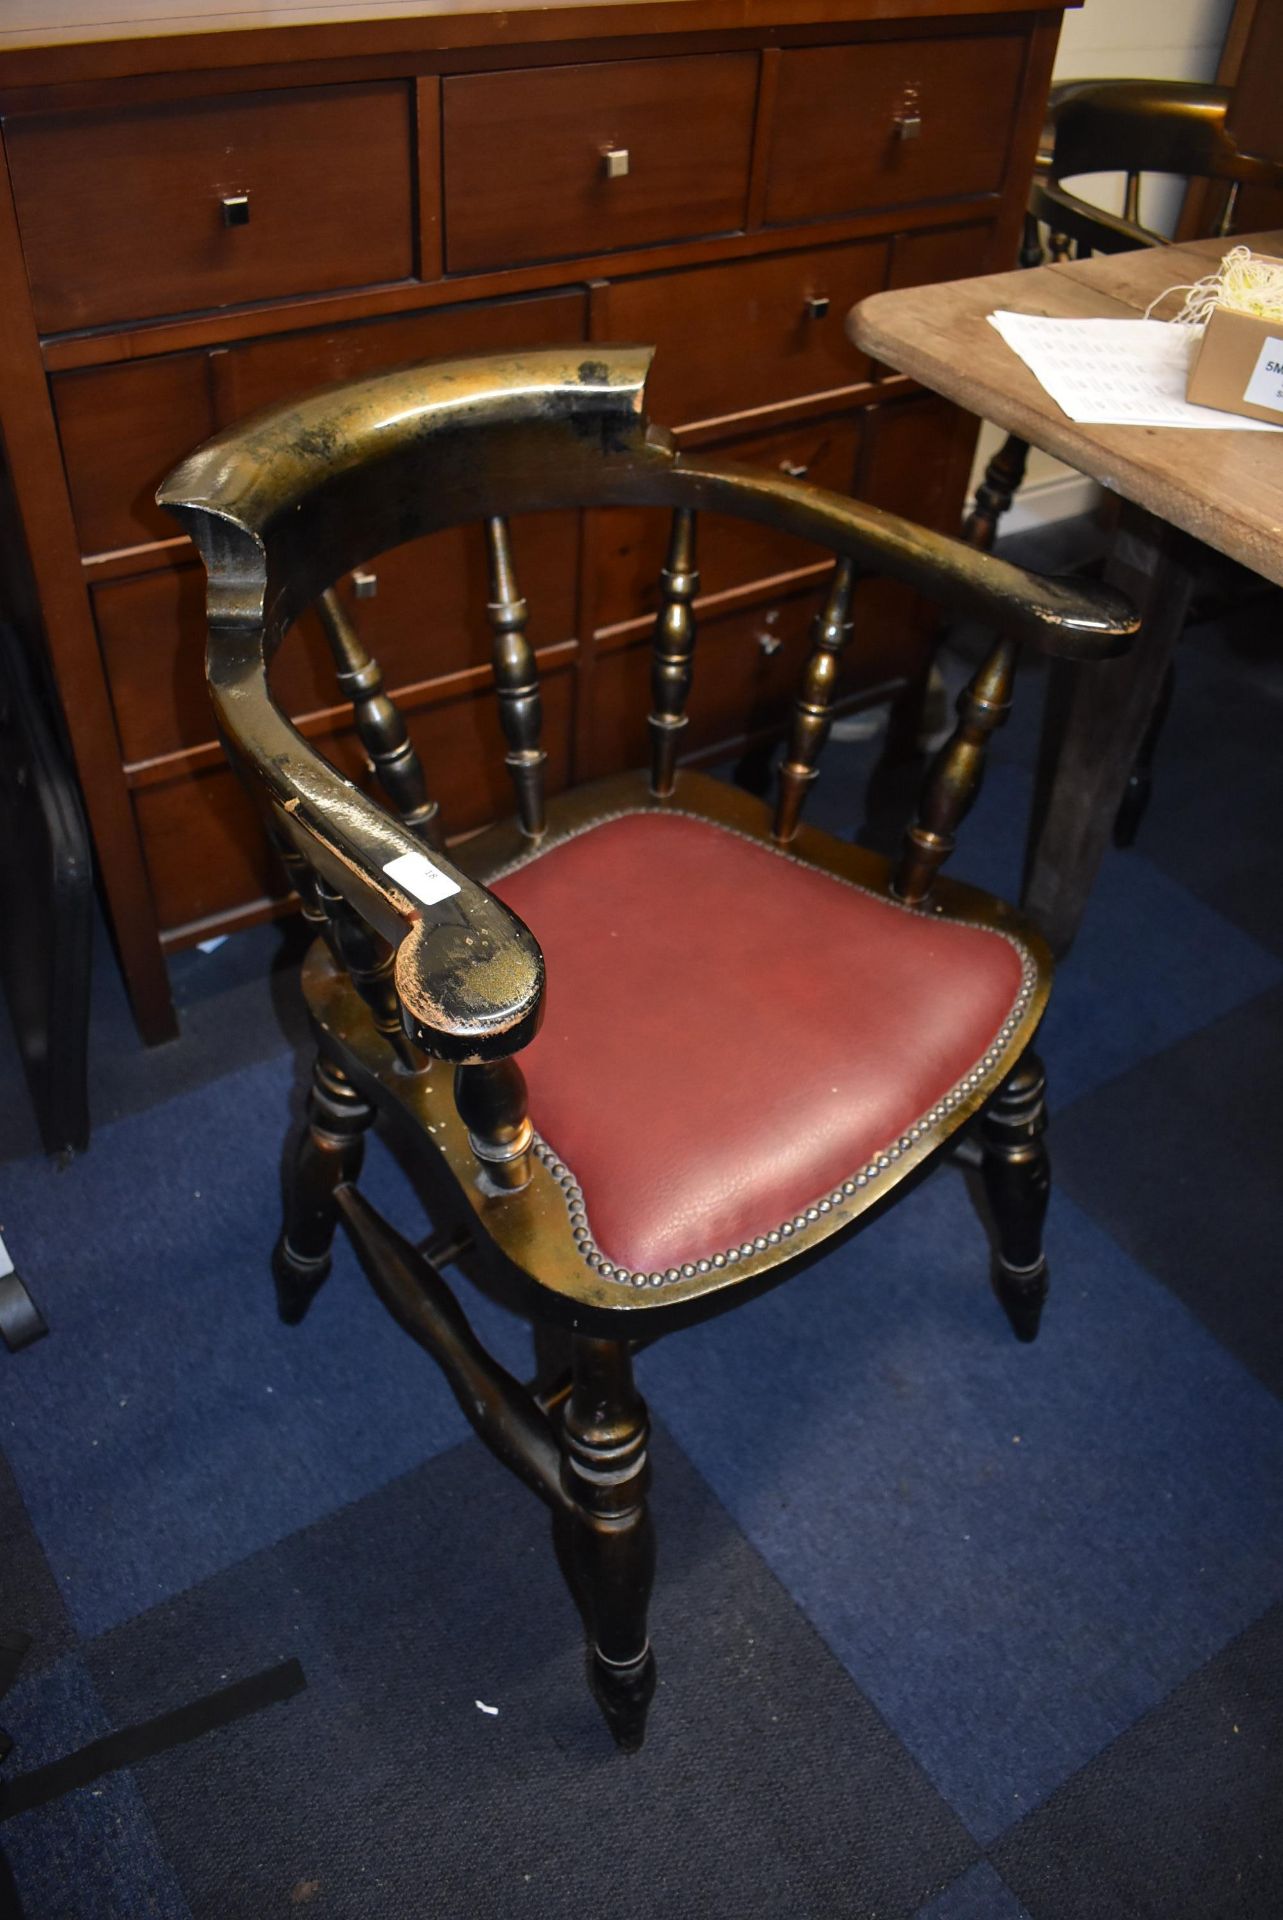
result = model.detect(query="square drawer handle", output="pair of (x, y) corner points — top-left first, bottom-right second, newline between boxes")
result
(803, 294), (830, 320)
(221, 192), (251, 228)
(894, 87), (923, 141)
(601, 146), (631, 180)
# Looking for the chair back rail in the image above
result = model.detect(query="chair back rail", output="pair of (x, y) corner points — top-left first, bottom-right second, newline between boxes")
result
(1030, 80), (1283, 255)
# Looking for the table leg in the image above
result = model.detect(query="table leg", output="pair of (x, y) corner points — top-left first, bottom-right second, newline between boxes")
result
(1021, 505), (1198, 956)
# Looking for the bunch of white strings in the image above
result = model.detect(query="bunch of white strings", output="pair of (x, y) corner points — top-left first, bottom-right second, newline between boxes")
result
(1144, 244), (1283, 327)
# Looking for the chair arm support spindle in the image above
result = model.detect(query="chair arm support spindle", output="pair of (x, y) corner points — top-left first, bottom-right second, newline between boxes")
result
(316, 876), (424, 1071)
(894, 636), (1018, 906)
(455, 1056), (535, 1191)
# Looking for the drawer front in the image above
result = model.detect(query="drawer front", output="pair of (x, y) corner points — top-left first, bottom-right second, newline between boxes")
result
(138, 666), (574, 937)
(888, 221), (998, 292)
(55, 289), (586, 559)
(9, 83), (415, 333)
(273, 517), (579, 724)
(601, 240), (887, 428)
(136, 757), (306, 935)
(218, 288), (586, 419)
(443, 55), (757, 274)
(593, 412), (863, 631)
(54, 352), (216, 558)
(764, 37), (1026, 228)
(860, 394), (973, 533)
(95, 514), (577, 768)
(584, 590), (825, 779)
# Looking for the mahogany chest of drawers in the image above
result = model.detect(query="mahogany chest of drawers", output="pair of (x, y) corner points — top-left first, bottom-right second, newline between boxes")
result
(0, 0), (1068, 1041)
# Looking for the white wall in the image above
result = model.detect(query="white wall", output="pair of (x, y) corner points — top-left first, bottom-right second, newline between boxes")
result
(971, 0), (1236, 534)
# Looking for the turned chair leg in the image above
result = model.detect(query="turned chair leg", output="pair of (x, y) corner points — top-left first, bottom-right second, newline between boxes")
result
(560, 1337), (657, 1752)
(272, 1054), (376, 1324)
(962, 431), (1031, 552)
(980, 1051), (1050, 1343)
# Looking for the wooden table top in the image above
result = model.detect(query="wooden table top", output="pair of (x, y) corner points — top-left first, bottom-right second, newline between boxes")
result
(851, 230), (1283, 586)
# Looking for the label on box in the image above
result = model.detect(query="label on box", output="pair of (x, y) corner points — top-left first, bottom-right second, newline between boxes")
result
(1242, 334), (1283, 416)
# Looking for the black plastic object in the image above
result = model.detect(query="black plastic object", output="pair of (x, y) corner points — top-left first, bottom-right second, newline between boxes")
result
(0, 621), (91, 1158)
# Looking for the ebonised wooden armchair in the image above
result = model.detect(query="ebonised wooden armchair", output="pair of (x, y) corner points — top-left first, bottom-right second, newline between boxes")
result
(160, 348), (1136, 1751)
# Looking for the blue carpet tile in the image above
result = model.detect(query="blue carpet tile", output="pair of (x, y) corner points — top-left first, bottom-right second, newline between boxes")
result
(992, 1599), (1283, 1920)
(1054, 981), (1283, 1400)
(949, 764), (1283, 1111)
(0, 1655), (190, 1920)
(637, 1176), (1283, 1843)
(0, 1457), (74, 1682)
(0, 1064), (533, 1637)
(917, 1860), (1032, 1920)
(1, 578), (1281, 1915)
(80, 1431), (975, 1919)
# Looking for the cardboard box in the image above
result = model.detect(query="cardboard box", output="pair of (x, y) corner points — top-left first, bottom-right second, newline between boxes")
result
(1187, 286), (1283, 425)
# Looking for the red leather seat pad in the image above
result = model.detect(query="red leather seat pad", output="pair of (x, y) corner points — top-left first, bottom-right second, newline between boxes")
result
(491, 812), (1026, 1274)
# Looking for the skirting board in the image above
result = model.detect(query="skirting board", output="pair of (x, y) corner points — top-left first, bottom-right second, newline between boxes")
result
(999, 472), (1104, 537)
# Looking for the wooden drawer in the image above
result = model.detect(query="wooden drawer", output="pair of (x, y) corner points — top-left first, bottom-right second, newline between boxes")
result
(443, 55), (757, 274)
(8, 83), (415, 334)
(860, 394), (973, 533)
(138, 664), (575, 938)
(764, 36), (1026, 227)
(600, 240), (887, 428)
(94, 513), (577, 767)
(54, 288), (586, 558)
(54, 351), (216, 557)
(888, 222), (998, 292)
(136, 753), (320, 936)
(217, 288), (586, 418)
(272, 516), (579, 721)
(593, 412), (863, 631)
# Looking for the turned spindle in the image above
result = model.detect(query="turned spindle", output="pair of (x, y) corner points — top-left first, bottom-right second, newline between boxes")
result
(316, 587), (442, 849)
(454, 1056), (534, 1190)
(315, 875), (422, 1070)
(648, 509), (700, 799)
(773, 559), (856, 843)
(485, 516), (547, 837)
(894, 636), (1018, 906)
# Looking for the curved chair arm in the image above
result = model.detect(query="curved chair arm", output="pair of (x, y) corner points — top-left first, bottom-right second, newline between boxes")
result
(665, 456), (1138, 659)
(157, 351), (669, 1063)
(208, 628), (544, 1066)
